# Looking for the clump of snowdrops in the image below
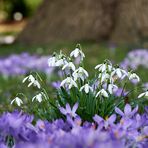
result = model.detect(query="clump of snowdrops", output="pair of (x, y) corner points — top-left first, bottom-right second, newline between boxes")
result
(11, 44), (148, 121)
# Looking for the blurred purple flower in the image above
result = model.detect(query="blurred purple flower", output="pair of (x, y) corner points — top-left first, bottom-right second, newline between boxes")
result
(51, 81), (61, 89)
(59, 103), (78, 118)
(0, 53), (53, 76)
(115, 104), (138, 118)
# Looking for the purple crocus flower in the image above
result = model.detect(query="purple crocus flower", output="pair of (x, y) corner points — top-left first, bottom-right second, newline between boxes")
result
(0, 53), (54, 76)
(93, 114), (116, 129)
(115, 104), (138, 118)
(51, 81), (61, 89)
(113, 88), (128, 97)
(59, 103), (78, 118)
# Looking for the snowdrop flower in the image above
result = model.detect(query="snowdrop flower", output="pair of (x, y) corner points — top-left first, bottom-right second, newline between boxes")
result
(96, 89), (109, 98)
(80, 84), (93, 94)
(32, 92), (46, 103)
(128, 72), (140, 82)
(55, 58), (67, 67)
(111, 68), (127, 79)
(98, 72), (110, 83)
(138, 90), (148, 98)
(95, 64), (107, 72)
(70, 48), (85, 61)
(59, 103), (78, 118)
(72, 67), (89, 81)
(62, 62), (76, 71)
(22, 75), (41, 89)
(48, 56), (57, 67)
(60, 77), (77, 89)
(11, 97), (23, 106)
(48, 56), (67, 67)
(108, 84), (118, 94)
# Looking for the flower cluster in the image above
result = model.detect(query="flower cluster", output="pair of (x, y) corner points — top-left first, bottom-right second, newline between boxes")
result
(0, 103), (148, 148)
(0, 52), (53, 76)
(47, 45), (144, 119)
(11, 74), (47, 106)
(6, 45), (148, 148)
(120, 49), (148, 70)
(49, 46), (140, 96)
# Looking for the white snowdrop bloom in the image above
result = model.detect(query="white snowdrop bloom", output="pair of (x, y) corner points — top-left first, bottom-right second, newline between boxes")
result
(22, 75), (41, 89)
(48, 56), (57, 67)
(128, 72), (140, 82)
(72, 67), (89, 81)
(62, 62), (76, 71)
(70, 48), (85, 61)
(111, 68), (127, 79)
(22, 74), (35, 83)
(55, 58), (67, 67)
(33, 80), (41, 89)
(60, 77), (78, 89)
(80, 84), (93, 94)
(98, 72), (110, 83)
(32, 92), (46, 103)
(108, 65), (114, 72)
(138, 91), (148, 98)
(108, 84), (118, 94)
(48, 56), (67, 67)
(11, 97), (23, 106)
(95, 64), (107, 72)
(96, 89), (109, 98)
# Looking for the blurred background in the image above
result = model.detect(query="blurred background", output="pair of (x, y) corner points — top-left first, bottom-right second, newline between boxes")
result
(0, 0), (147, 111)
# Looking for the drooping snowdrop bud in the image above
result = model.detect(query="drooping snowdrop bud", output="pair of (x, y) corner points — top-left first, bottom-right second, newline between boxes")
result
(62, 62), (76, 71)
(95, 64), (107, 72)
(60, 77), (78, 89)
(98, 72), (110, 83)
(111, 68), (127, 80)
(96, 89), (109, 98)
(48, 55), (67, 67)
(80, 84), (93, 94)
(22, 75), (41, 89)
(48, 56), (57, 67)
(128, 72), (140, 82)
(32, 92), (46, 103)
(55, 58), (67, 67)
(11, 97), (23, 106)
(72, 67), (89, 81)
(70, 48), (85, 61)
(138, 91), (148, 98)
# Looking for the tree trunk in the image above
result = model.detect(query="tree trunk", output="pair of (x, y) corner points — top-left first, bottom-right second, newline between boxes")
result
(16, 0), (148, 45)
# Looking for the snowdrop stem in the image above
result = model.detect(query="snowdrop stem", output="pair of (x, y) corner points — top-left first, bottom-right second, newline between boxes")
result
(35, 72), (43, 82)
(42, 88), (57, 109)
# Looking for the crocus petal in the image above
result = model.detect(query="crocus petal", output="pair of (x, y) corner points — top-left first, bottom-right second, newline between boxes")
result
(131, 105), (138, 116)
(115, 107), (124, 116)
(59, 107), (67, 115)
(66, 104), (72, 113)
(124, 104), (132, 116)
(108, 114), (116, 124)
(93, 115), (104, 125)
(72, 103), (78, 114)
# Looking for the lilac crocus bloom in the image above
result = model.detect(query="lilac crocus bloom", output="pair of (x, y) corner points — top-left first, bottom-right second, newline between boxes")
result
(93, 114), (116, 129)
(113, 88), (128, 97)
(115, 104), (138, 118)
(51, 81), (61, 89)
(59, 103), (78, 118)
